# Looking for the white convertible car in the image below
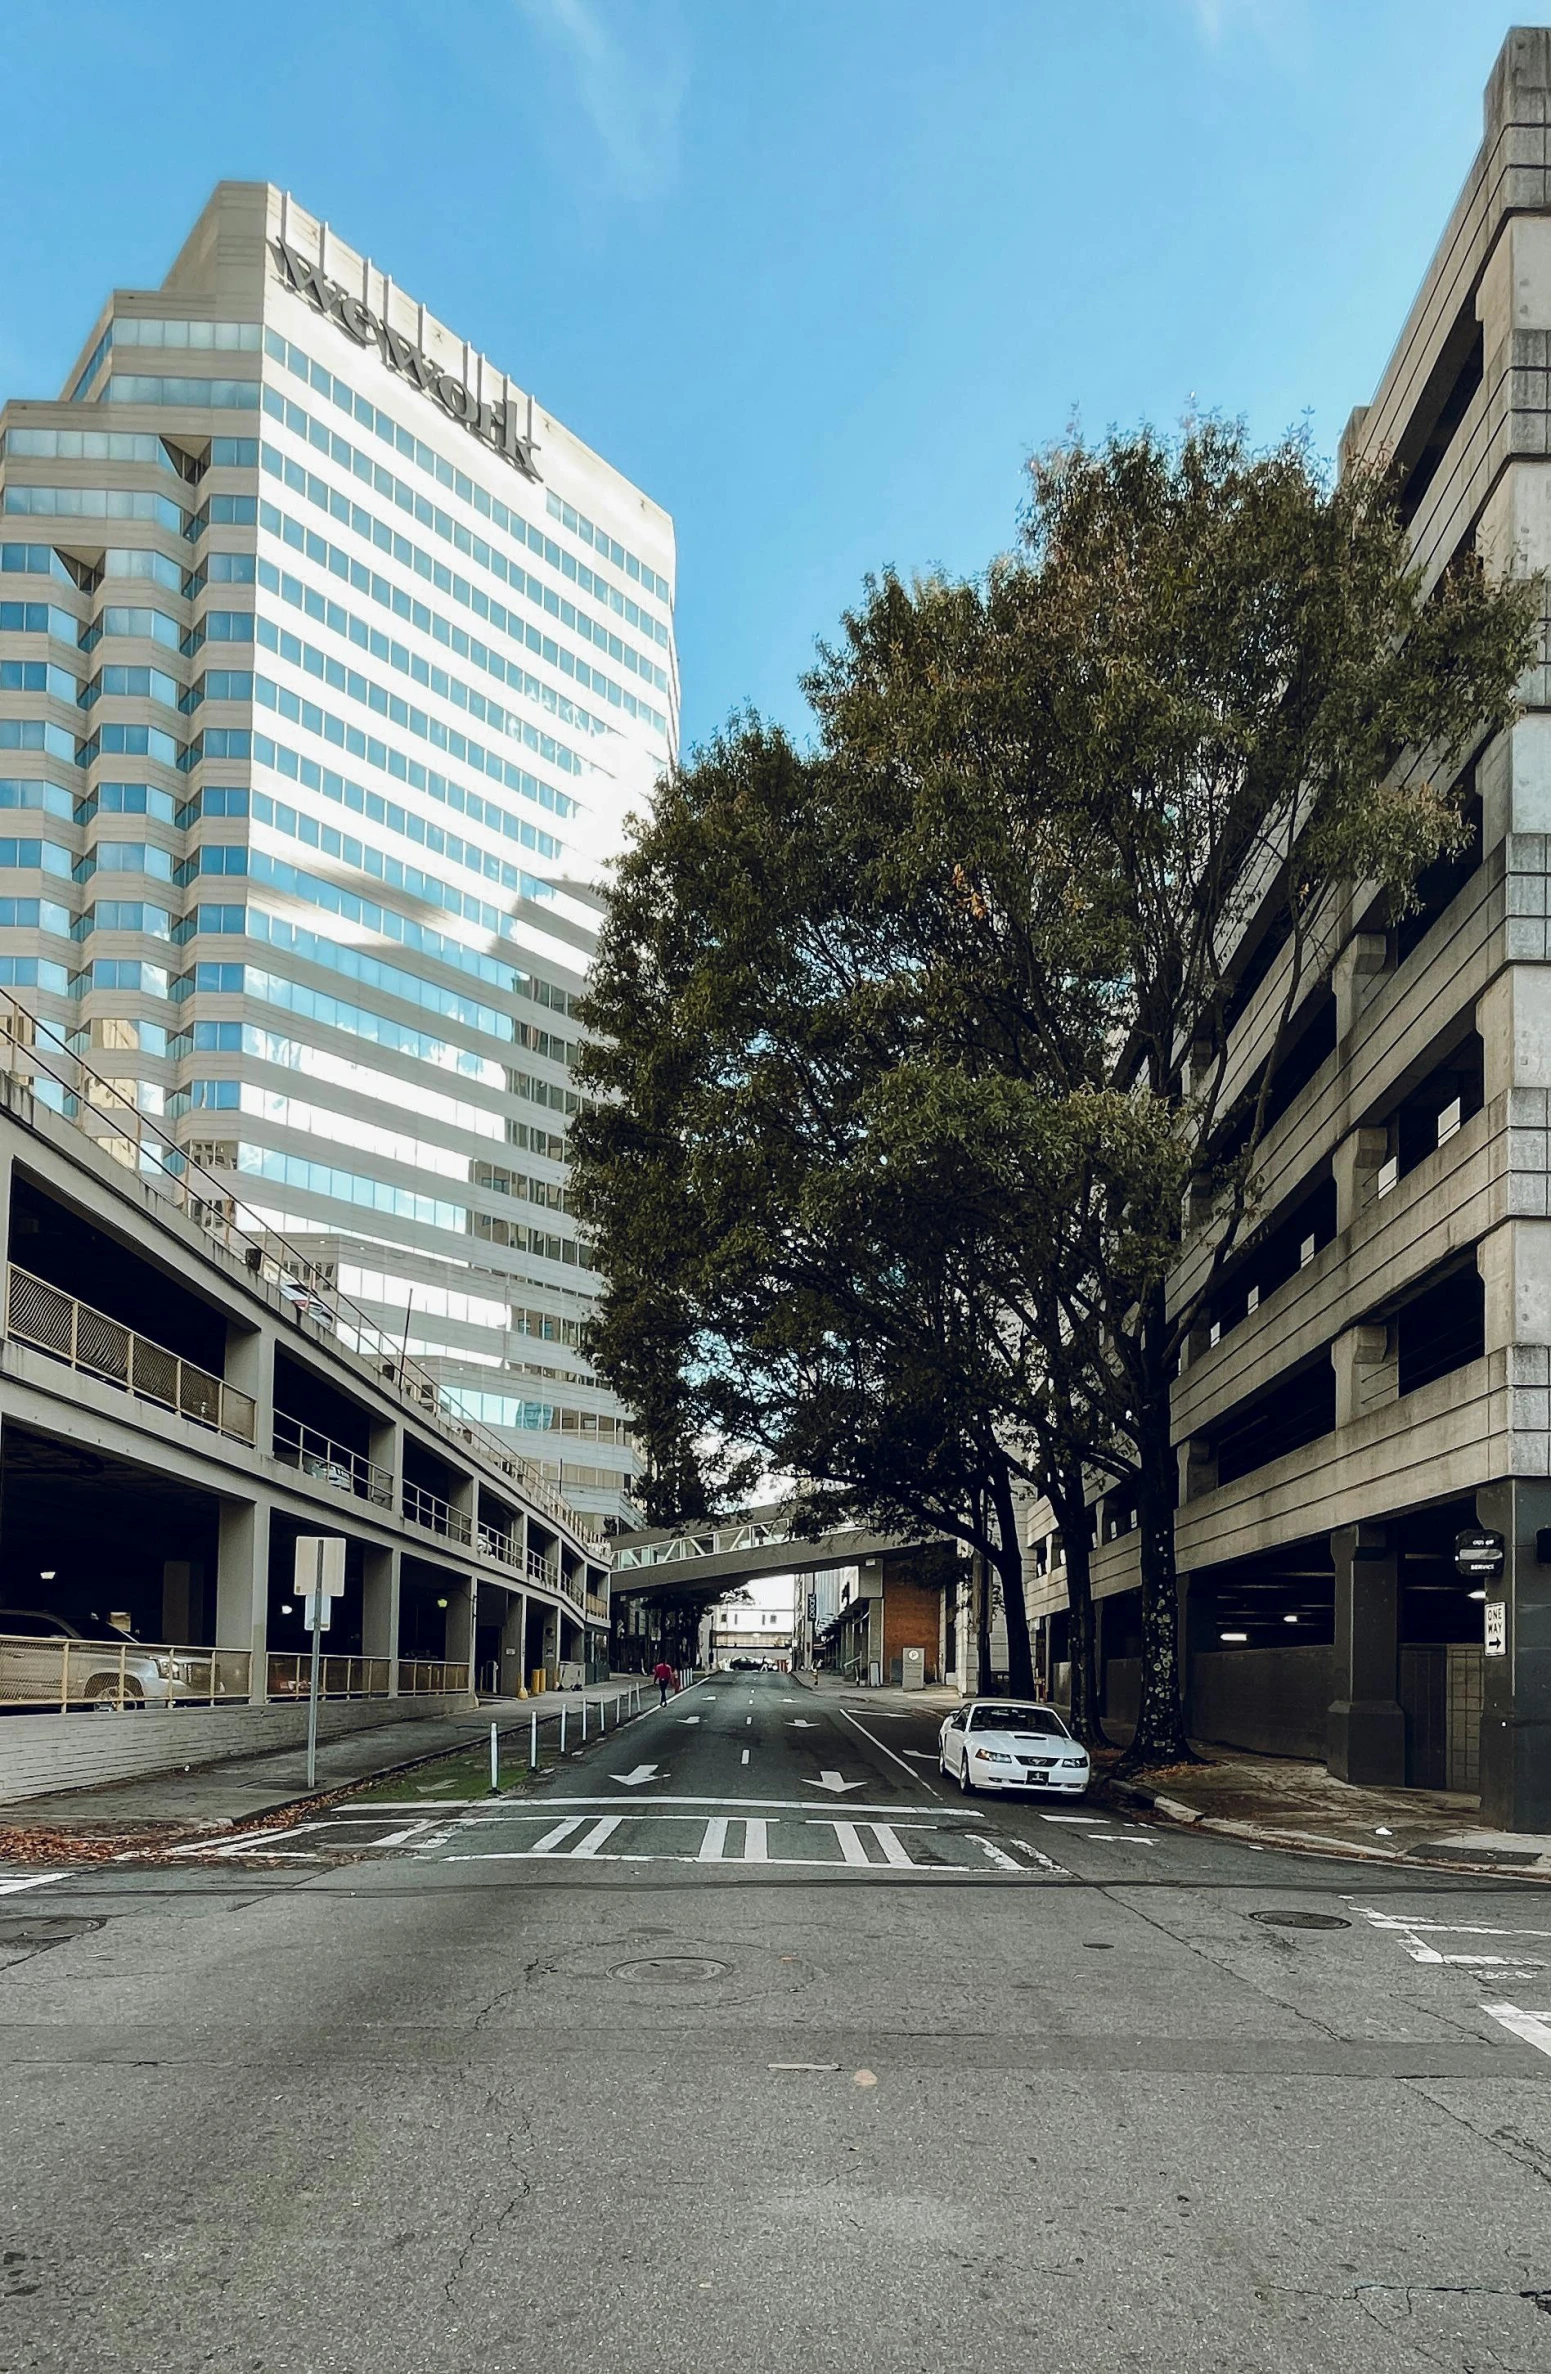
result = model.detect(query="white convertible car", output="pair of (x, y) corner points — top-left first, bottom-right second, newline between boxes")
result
(939, 1699), (1090, 1796)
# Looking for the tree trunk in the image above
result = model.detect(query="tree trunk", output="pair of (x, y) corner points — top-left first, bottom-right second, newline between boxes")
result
(1049, 1470), (1105, 1746)
(990, 1457), (1036, 1698)
(1119, 1294), (1194, 1770)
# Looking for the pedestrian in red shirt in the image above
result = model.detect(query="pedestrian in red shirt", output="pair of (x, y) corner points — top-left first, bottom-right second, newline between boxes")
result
(652, 1659), (676, 1706)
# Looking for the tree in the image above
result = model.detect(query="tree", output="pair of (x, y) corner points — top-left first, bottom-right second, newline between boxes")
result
(572, 725), (1110, 1701)
(803, 420), (1538, 1763)
(576, 419), (1536, 1769)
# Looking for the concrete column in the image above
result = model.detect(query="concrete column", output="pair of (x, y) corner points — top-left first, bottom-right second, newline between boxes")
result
(367, 1412), (401, 1513)
(1327, 1521), (1405, 1785)
(444, 1576), (475, 1683)
(1333, 932), (1390, 1042)
(1332, 1126), (1390, 1232)
(1178, 1437), (1217, 1502)
(1476, 1478), (1551, 1831)
(0, 1144), (15, 1288)
(501, 1589), (529, 1697)
(540, 1600), (560, 1686)
(217, 1497), (270, 1706)
(224, 1320), (274, 1451)
(1332, 1323), (1397, 1428)
(448, 1465), (477, 1549)
(161, 1559), (201, 1645)
(361, 1545), (400, 1695)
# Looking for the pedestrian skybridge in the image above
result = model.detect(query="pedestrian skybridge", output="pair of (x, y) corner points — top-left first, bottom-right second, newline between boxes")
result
(610, 1501), (918, 1597)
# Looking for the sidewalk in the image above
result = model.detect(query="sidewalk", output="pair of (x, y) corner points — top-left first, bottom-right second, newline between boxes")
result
(789, 1669), (960, 1714)
(0, 1676), (651, 1844)
(1106, 1749), (1551, 1879)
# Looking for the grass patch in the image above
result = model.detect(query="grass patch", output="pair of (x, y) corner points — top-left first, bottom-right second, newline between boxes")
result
(350, 1740), (551, 1804)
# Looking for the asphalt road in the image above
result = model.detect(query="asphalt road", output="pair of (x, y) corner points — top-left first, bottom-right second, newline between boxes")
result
(3, 1670), (1551, 2374)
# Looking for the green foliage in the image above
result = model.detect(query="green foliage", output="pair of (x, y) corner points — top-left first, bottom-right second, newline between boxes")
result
(574, 417), (1540, 1754)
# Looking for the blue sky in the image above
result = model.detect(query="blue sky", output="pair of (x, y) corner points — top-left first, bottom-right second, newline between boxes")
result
(0, 1), (1542, 748)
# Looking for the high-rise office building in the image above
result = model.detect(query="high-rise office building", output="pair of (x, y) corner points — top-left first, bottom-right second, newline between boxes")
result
(0, 184), (677, 1524)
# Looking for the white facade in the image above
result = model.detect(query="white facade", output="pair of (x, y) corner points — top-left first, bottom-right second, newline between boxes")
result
(0, 183), (677, 1524)
(708, 1573), (795, 1666)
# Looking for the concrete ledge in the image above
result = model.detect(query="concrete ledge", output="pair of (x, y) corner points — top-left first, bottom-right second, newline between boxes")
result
(0, 1693), (473, 1807)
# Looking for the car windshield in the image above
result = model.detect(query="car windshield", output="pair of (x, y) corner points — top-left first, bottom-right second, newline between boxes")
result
(972, 1705), (1067, 1735)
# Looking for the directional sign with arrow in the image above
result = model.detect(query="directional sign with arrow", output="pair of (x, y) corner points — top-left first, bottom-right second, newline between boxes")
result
(802, 1771), (867, 1794)
(610, 1764), (662, 1788)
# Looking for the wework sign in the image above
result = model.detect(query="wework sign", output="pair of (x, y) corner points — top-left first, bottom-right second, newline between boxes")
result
(271, 238), (540, 481)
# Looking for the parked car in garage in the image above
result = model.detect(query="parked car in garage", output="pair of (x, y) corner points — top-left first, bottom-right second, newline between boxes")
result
(939, 1700), (1090, 1796)
(0, 1610), (227, 1710)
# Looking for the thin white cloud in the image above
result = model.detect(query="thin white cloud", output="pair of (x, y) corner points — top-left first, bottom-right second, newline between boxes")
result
(1185, 0), (1295, 41)
(517, 0), (687, 204)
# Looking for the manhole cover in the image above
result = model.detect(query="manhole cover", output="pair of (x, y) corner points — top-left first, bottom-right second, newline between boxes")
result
(609, 1955), (730, 1984)
(0, 1915), (103, 1956)
(1250, 1909), (1350, 1931)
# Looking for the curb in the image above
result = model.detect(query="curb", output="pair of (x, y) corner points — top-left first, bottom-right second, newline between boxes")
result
(1104, 1776), (1551, 1882)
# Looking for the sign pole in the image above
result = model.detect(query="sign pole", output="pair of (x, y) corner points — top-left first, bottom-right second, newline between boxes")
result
(306, 1538), (324, 1791)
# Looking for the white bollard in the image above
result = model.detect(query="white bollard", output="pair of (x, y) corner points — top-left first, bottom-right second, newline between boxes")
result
(560, 1704), (568, 1756)
(529, 1710), (538, 1769)
(490, 1722), (499, 1792)
(581, 1696), (588, 1742)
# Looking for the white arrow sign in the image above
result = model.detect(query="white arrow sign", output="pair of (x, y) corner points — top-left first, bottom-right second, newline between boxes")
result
(802, 1771), (868, 1794)
(610, 1764), (662, 1788)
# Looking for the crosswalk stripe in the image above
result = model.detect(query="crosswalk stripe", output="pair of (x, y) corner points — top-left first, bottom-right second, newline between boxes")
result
(870, 1823), (914, 1868)
(699, 1818), (729, 1862)
(571, 1816), (624, 1858)
(742, 1818), (770, 1863)
(831, 1821), (872, 1867)
(529, 1816), (586, 1855)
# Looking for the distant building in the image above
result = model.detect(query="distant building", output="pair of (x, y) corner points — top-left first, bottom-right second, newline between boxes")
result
(707, 1574), (793, 1668)
(1024, 27), (1551, 1830)
(0, 182), (677, 1528)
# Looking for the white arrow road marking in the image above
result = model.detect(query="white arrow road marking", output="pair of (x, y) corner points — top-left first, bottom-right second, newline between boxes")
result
(0, 1872), (66, 1896)
(611, 1764), (662, 1787)
(803, 1771), (869, 1794)
(678, 1716), (701, 1726)
(1356, 1910), (1551, 1940)
(789, 1719), (819, 1728)
(838, 1709), (941, 1798)
(1482, 2001), (1551, 2060)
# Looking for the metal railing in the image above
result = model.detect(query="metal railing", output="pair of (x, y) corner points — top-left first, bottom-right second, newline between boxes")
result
(401, 1481), (474, 1545)
(6, 1266), (256, 1444)
(0, 1632), (252, 1711)
(273, 1412), (394, 1508)
(397, 1658), (471, 1696)
(266, 1654), (469, 1699)
(0, 993), (605, 1551)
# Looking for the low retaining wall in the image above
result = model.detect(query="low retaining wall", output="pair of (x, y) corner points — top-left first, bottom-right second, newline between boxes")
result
(0, 1693), (474, 1807)
(1188, 1645), (1332, 1761)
